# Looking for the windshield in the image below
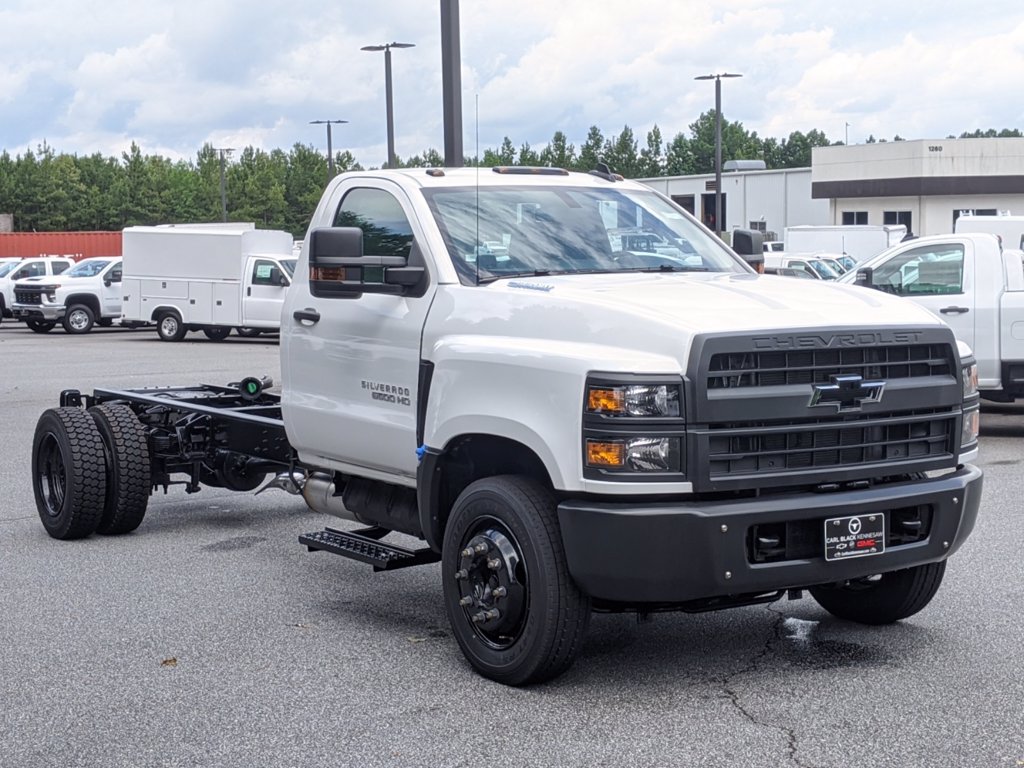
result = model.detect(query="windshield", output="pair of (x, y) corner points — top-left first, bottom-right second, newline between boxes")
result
(0, 261), (20, 277)
(63, 259), (112, 278)
(806, 258), (841, 279)
(422, 185), (748, 283)
(280, 258), (297, 277)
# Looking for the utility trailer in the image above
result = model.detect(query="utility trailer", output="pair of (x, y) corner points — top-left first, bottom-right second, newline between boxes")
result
(35, 380), (438, 568)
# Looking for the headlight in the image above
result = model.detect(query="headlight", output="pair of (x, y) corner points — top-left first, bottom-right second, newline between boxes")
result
(962, 363), (978, 399)
(961, 405), (980, 447)
(586, 437), (682, 472)
(587, 384), (680, 417)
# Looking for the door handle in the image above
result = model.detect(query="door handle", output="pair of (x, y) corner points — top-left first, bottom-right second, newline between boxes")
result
(247, 287), (252, 297)
(939, 306), (969, 315)
(293, 308), (320, 324)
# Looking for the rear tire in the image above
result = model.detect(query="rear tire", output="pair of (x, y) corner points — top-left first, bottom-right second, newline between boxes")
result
(62, 304), (96, 334)
(236, 327), (262, 338)
(810, 561), (947, 624)
(442, 475), (590, 685)
(26, 320), (57, 333)
(32, 408), (107, 539)
(156, 312), (187, 341)
(89, 404), (151, 535)
(203, 326), (231, 341)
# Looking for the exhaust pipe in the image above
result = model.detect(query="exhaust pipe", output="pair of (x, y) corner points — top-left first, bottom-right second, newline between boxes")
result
(255, 470), (305, 496)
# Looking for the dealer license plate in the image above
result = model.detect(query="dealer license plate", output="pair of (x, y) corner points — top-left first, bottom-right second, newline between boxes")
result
(824, 513), (885, 561)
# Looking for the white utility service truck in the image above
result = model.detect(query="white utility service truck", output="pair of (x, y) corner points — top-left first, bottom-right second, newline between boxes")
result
(31, 167), (983, 685)
(785, 225), (907, 263)
(954, 214), (1024, 251)
(842, 232), (1024, 402)
(120, 223), (296, 341)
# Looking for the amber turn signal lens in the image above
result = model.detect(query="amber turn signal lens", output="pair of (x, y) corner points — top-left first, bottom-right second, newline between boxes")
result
(586, 440), (625, 467)
(587, 388), (624, 414)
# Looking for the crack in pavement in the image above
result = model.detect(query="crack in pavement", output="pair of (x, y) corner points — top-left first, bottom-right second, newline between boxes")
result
(716, 602), (814, 768)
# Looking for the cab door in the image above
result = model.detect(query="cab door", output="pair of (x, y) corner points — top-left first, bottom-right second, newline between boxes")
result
(865, 240), (975, 352)
(100, 262), (123, 316)
(283, 181), (436, 480)
(242, 258), (290, 326)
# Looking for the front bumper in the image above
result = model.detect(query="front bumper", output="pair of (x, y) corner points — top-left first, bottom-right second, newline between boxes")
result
(12, 304), (65, 321)
(557, 464), (983, 603)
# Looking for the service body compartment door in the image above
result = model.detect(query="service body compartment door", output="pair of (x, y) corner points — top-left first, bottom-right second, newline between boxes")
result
(187, 281), (214, 324)
(212, 282), (242, 325)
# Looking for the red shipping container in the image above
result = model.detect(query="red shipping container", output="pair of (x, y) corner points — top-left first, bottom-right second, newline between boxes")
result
(0, 231), (122, 261)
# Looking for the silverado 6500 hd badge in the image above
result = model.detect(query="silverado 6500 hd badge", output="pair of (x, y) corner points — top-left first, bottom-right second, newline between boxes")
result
(361, 380), (411, 406)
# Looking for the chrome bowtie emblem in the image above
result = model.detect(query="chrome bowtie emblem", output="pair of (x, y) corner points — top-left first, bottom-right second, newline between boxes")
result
(809, 374), (885, 412)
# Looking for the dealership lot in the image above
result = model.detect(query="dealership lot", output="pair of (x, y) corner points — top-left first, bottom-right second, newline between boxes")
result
(0, 324), (1021, 768)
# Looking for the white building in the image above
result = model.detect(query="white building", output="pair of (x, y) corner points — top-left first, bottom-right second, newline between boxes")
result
(812, 138), (1024, 236)
(637, 167), (826, 242)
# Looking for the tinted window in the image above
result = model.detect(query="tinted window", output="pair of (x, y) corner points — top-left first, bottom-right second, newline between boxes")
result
(251, 259), (283, 286)
(333, 188), (413, 259)
(52, 261), (71, 275)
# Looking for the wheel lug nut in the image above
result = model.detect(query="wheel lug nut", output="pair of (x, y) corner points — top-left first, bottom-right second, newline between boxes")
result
(487, 558), (501, 570)
(461, 547), (474, 558)
(474, 543), (488, 554)
(484, 609), (500, 621)
(454, 569), (468, 580)
(471, 611), (487, 623)
(491, 586), (507, 599)
(458, 596), (474, 607)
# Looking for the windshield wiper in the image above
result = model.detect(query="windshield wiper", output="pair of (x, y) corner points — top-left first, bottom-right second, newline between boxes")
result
(622, 264), (710, 273)
(477, 269), (553, 284)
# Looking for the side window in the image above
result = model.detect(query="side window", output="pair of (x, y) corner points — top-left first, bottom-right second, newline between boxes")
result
(108, 266), (123, 282)
(17, 262), (46, 279)
(871, 245), (965, 296)
(332, 188), (413, 259)
(53, 261), (71, 275)
(251, 259), (280, 286)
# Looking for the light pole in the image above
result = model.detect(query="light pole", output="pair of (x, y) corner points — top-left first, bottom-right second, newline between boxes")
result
(694, 72), (742, 237)
(310, 119), (348, 179)
(215, 147), (234, 222)
(361, 41), (415, 168)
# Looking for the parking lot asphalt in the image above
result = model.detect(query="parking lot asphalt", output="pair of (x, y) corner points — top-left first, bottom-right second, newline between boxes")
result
(0, 323), (1021, 768)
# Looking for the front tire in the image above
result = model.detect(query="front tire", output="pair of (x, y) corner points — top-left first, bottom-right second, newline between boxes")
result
(26, 319), (57, 333)
(89, 404), (151, 535)
(810, 561), (947, 624)
(62, 304), (96, 334)
(32, 408), (107, 539)
(156, 312), (187, 341)
(442, 475), (590, 685)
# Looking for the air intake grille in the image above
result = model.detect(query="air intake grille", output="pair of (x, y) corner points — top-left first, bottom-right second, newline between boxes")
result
(14, 290), (43, 305)
(708, 345), (954, 389)
(708, 411), (955, 476)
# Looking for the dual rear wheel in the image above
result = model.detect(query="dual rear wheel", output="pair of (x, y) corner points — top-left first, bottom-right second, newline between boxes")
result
(32, 405), (150, 539)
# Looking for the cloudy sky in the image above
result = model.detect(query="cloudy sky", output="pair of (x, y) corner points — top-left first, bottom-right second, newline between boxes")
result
(1, 0), (1023, 167)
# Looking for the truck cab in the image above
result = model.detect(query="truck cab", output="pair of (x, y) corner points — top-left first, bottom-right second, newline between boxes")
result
(12, 256), (123, 334)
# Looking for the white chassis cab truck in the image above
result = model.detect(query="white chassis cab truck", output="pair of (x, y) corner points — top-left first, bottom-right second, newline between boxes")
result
(120, 223), (296, 341)
(31, 167), (983, 685)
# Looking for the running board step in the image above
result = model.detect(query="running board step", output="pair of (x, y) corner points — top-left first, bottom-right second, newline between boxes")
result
(299, 527), (441, 571)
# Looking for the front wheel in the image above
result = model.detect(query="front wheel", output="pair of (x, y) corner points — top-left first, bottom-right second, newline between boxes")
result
(809, 561), (947, 624)
(62, 304), (96, 334)
(26, 319), (57, 333)
(156, 312), (187, 342)
(442, 475), (590, 686)
(32, 408), (108, 539)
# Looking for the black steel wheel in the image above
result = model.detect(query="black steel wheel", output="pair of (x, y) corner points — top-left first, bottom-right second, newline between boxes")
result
(26, 319), (56, 333)
(156, 312), (187, 341)
(89, 404), (151, 535)
(203, 326), (231, 341)
(442, 475), (590, 685)
(810, 561), (947, 624)
(62, 304), (95, 334)
(32, 408), (107, 539)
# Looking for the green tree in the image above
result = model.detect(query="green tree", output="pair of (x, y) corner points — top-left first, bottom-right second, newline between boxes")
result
(602, 125), (640, 178)
(665, 133), (695, 176)
(638, 125), (665, 177)
(576, 125), (605, 172)
(538, 130), (576, 169)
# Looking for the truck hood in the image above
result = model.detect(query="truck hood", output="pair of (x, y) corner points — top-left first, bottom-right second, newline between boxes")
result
(429, 271), (954, 372)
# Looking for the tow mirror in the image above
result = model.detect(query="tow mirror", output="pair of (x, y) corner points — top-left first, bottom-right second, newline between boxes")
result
(855, 267), (874, 287)
(308, 227), (426, 299)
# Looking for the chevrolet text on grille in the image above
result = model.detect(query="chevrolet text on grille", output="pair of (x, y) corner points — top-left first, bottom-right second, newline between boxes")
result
(752, 331), (926, 349)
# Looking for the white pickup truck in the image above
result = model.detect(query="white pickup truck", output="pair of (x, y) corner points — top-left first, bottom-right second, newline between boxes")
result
(11, 256), (123, 334)
(30, 167), (983, 685)
(0, 256), (75, 325)
(840, 232), (1024, 402)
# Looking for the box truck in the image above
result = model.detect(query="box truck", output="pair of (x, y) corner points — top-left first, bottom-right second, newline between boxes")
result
(120, 224), (296, 341)
(784, 225), (907, 263)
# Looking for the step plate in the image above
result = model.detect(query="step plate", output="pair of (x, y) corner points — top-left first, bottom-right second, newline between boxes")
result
(299, 527), (441, 571)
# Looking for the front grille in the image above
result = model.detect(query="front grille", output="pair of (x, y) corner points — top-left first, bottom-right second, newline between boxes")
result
(14, 290), (43, 305)
(708, 344), (955, 389)
(708, 410), (955, 477)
